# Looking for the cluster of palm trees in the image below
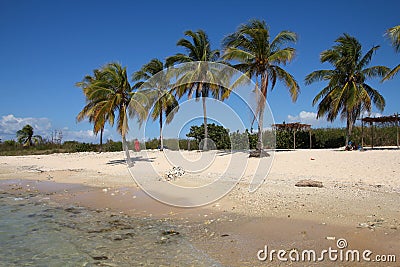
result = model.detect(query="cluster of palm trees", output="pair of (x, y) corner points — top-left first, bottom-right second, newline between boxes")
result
(77, 19), (399, 152)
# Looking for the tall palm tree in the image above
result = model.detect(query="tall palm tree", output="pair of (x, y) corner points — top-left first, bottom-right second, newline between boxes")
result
(16, 124), (42, 147)
(305, 34), (389, 146)
(100, 62), (134, 142)
(222, 19), (300, 152)
(76, 69), (108, 151)
(167, 30), (223, 150)
(132, 59), (179, 151)
(77, 62), (145, 155)
(383, 25), (400, 81)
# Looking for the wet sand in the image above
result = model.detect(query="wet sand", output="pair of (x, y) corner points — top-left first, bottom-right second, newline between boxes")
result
(1, 177), (398, 266)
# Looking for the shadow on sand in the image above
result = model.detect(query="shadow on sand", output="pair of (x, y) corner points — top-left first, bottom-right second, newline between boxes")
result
(106, 156), (155, 166)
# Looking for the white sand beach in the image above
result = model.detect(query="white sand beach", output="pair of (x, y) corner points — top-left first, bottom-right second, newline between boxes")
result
(1, 149), (399, 266)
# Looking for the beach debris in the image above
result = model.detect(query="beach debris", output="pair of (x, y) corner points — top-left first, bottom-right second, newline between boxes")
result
(357, 218), (385, 229)
(64, 206), (84, 214)
(113, 235), (123, 241)
(158, 230), (180, 244)
(326, 236), (335, 240)
(221, 234), (230, 237)
(91, 255), (108, 260)
(357, 223), (371, 229)
(295, 179), (323, 188)
(164, 166), (185, 181)
(162, 230), (180, 236)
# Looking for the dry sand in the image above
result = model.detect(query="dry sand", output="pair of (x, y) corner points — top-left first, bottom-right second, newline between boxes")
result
(0, 149), (399, 266)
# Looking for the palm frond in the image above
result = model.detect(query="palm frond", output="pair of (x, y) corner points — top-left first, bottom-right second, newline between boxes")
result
(305, 70), (334, 85)
(274, 66), (300, 102)
(362, 66), (390, 79)
(382, 63), (400, 81)
(268, 47), (296, 65)
(385, 25), (400, 53)
(270, 30), (297, 51)
(358, 45), (380, 69)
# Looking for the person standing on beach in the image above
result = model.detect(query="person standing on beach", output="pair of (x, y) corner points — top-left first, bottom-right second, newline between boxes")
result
(134, 139), (140, 152)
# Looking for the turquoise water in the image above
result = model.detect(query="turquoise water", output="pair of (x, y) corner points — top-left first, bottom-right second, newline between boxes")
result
(0, 190), (220, 266)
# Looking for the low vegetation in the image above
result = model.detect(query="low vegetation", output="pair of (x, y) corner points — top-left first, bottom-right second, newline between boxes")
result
(2, 123), (397, 156)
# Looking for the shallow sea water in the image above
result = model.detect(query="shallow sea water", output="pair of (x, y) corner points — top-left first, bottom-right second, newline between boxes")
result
(0, 190), (221, 267)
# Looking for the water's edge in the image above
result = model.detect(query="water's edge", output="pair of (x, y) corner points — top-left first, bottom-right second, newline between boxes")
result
(0, 181), (221, 267)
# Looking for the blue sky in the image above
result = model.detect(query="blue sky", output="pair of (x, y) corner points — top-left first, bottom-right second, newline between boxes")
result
(0, 0), (399, 142)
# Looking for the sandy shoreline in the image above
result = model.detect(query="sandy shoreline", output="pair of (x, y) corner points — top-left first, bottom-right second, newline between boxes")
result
(1, 149), (399, 266)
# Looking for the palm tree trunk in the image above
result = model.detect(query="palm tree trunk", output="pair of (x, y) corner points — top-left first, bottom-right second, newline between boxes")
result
(345, 111), (353, 147)
(345, 121), (349, 147)
(256, 74), (268, 151)
(202, 96), (208, 150)
(159, 108), (163, 151)
(199, 83), (208, 151)
(99, 127), (103, 153)
(257, 109), (263, 150)
(120, 103), (132, 165)
(122, 134), (132, 165)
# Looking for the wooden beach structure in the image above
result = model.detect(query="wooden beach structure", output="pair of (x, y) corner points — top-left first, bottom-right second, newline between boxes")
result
(361, 113), (399, 149)
(272, 122), (312, 149)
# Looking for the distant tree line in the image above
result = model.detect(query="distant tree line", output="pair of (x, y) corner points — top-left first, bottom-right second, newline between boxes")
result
(142, 123), (400, 150)
(0, 124), (123, 156)
(1, 122), (398, 155)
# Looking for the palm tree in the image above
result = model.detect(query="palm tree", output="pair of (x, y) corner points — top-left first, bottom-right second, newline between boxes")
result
(132, 59), (179, 151)
(383, 25), (400, 81)
(222, 19), (300, 153)
(76, 69), (108, 151)
(167, 30), (223, 150)
(305, 34), (389, 146)
(16, 124), (42, 147)
(76, 62), (145, 155)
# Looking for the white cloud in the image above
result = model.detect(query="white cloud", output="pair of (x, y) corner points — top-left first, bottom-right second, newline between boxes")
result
(362, 111), (382, 118)
(62, 128), (115, 143)
(287, 111), (323, 126)
(63, 129), (97, 142)
(0, 114), (117, 143)
(0, 114), (52, 137)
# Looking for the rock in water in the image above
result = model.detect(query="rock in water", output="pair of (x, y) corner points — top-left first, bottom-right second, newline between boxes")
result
(295, 179), (323, 188)
(162, 230), (180, 236)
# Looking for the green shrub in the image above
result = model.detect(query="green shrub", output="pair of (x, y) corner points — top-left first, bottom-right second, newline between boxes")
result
(186, 123), (231, 150)
(74, 142), (97, 152)
(104, 140), (122, 152)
